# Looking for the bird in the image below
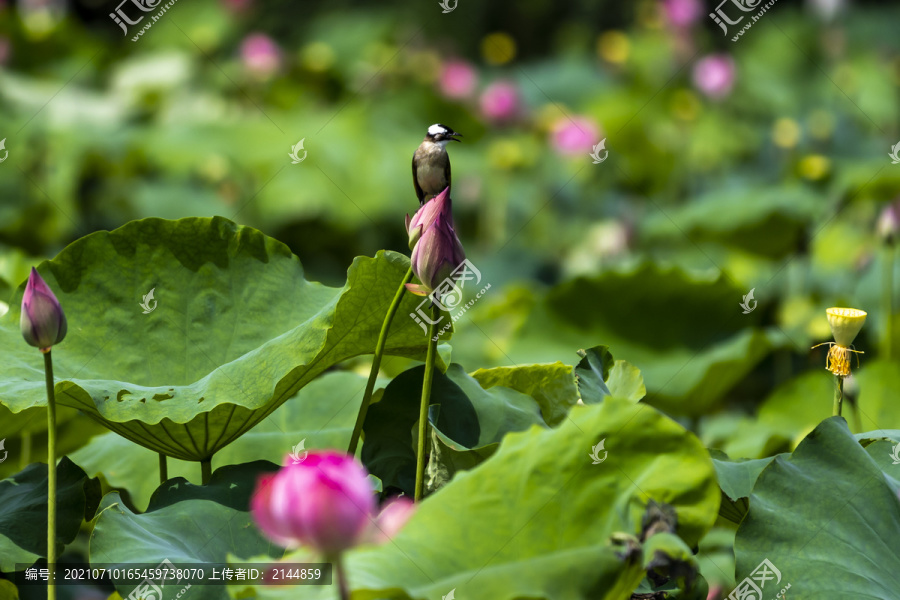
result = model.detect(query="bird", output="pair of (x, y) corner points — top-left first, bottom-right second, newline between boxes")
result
(412, 123), (461, 205)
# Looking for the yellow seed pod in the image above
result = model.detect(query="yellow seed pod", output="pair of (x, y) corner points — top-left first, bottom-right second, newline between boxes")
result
(826, 307), (866, 347)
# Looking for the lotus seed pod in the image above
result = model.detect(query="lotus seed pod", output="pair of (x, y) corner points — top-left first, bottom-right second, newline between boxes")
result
(826, 307), (866, 347)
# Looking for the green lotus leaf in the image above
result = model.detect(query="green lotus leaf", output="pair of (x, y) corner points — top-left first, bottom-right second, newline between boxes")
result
(469, 361), (578, 426)
(734, 418), (900, 598)
(575, 345), (646, 405)
(708, 449), (780, 524)
(263, 398), (719, 600)
(89, 462), (282, 600)
(0, 457), (101, 573)
(0, 217), (432, 461)
(454, 263), (775, 415)
(70, 371), (371, 511)
(362, 363), (547, 496)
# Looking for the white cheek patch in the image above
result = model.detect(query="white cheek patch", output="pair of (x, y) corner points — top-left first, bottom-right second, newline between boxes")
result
(428, 124), (447, 136)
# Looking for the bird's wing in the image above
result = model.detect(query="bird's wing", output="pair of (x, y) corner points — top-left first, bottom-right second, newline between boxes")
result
(412, 152), (426, 204)
(443, 155), (452, 196)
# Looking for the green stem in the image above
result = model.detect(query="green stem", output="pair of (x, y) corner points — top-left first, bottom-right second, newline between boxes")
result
(883, 243), (895, 361)
(347, 267), (414, 456)
(833, 376), (843, 418)
(159, 453), (168, 485)
(43, 351), (57, 600)
(201, 457), (212, 485)
(333, 554), (349, 600)
(414, 304), (439, 502)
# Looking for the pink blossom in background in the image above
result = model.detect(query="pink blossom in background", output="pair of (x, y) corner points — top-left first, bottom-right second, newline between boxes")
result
(550, 116), (601, 156)
(480, 81), (521, 122)
(368, 497), (416, 543)
(240, 33), (282, 78)
(662, 0), (703, 27)
(692, 54), (736, 100)
(221, 0), (252, 12)
(439, 60), (478, 99)
(707, 585), (722, 600)
(0, 36), (9, 66)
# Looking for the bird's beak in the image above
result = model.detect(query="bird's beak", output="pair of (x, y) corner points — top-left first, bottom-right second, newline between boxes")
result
(448, 132), (463, 142)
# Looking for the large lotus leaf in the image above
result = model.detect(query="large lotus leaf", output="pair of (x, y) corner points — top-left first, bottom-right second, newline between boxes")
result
(640, 186), (820, 258)
(261, 398), (719, 600)
(0, 405), (108, 480)
(469, 361), (578, 426)
(90, 462), (282, 600)
(455, 264), (774, 415)
(362, 363), (547, 496)
(70, 371), (370, 511)
(0, 217), (431, 461)
(733, 418), (900, 599)
(0, 457), (101, 573)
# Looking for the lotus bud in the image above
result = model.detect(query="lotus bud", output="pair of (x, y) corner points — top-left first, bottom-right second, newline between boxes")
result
(20, 267), (67, 352)
(877, 201), (900, 244)
(815, 307), (866, 378)
(407, 188), (466, 295)
(250, 451), (376, 556)
(368, 497), (416, 544)
(406, 188), (447, 250)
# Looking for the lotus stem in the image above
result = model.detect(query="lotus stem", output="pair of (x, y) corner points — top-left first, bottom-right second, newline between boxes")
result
(883, 244), (895, 360)
(43, 350), (57, 600)
(414, 304), (439, 502)
(333, 554), (349, 600)
(159, 453), (168, 485)
(833, 375), (843, 418)
(348, 266), (414, 455)
(201, 457), (212, 485)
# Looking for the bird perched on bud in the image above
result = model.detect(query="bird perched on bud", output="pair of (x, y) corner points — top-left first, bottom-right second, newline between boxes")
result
(412, 124), (461, 205)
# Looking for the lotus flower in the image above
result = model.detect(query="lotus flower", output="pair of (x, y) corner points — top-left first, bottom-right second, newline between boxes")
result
(662, 0), (703, 27)
(550, 116), (600, 156)
(692, 54), (736, 100)
(479, 81), (520, 122)
(439, 60), (478, 99)
(20, 267), (67, 352)
(251, 451), (414, 555)
(407, 188), (466, 294)
(240, 33), (282, 78)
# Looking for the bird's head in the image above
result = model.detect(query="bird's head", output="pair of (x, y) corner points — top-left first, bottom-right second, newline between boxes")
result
(425, 123), (462, 144)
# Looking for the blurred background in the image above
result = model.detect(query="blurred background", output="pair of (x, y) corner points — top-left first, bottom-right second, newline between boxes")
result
(1, 0), (900, 590)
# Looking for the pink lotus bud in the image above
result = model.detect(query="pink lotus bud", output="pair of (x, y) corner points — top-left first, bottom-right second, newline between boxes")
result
(439, 60), (478, 99)
(550, 116), (600, 156)
(662, 0), (703, 27)
(20, 267), (67, 352)
(408, 188), (466, 293)
(692, 54), (736, 100)
(479, 81), (520, 122)
(240, 33), (282, 78)
(406, 189), (447, 249)
(877, 200), (900, 243)
(250, 451), (376, 556)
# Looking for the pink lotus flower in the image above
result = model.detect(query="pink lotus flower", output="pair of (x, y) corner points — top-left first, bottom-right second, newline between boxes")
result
(251, 451), (414, 556)
(439, 60), (478, 99)
(407, 188), (466, 294)
(692, 54), (736, 100)
(480, 81), (520, 122)
(240, 33), (282, 78)
(550, 116), (600, 156)
(20, 267), (67, 352)
(662, 0), (703, 27)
